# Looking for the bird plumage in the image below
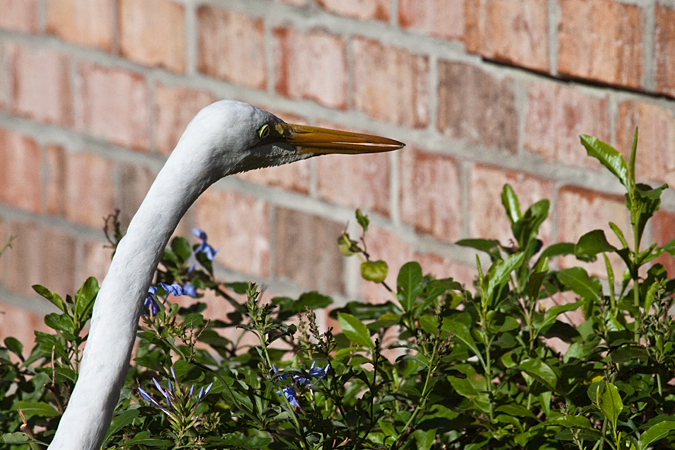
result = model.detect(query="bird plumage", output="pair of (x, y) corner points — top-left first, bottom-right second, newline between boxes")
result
(47, 100), (402, 449)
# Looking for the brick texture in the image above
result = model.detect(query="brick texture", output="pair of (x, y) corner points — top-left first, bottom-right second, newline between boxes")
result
(616, 100), (675, 186)
(82, 240), (113, 286)
(352, 37), (429, 127)
(153, 83), (215, 155)
(0, 301), (46, 352)
(0, 129), (41, 213)
(6, 221), (76, 297)
(197, 7), (266, 89)
(400, 148), (461, 243)
(274, 28), (347, 110)
(317, 0), (389, 21)
(117, 163), (156, 227)
(6, 43), (73, 127)
(237, 160), (312, 194)
(398, 0), (464, 40)
(195, 190), (271, 277)
(77, 63), (149, 150)
(524, 81), (609, 167)
(414, 252), (476, 288)
(465, 0), (548, 72)
(275, 208), (345, 295)
(0, 0), (38, 33)
(469, 164), (554, 245)
(651, 209), (675, 277)
(317, 151), (390, 217)
(119, 0), (186, 73)
(438, 61), (518, 152)
(46, 0), (113, 51)
(655, 4), (675, 98)
(558, 0), (642, 89)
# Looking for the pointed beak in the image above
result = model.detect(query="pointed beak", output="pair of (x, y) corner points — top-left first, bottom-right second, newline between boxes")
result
(277, 123), (405, 154)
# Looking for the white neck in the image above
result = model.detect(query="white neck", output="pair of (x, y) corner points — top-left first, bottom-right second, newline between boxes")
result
(48, 146), (214, 450)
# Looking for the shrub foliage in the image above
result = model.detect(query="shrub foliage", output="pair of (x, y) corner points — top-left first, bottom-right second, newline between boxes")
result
(2, 132), (675, 449)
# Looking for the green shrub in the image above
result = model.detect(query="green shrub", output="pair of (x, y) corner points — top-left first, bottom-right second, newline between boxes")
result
(2, 131), (675, 449)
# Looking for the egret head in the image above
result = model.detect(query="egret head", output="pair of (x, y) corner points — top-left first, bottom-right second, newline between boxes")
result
(178, 100), (404, 181)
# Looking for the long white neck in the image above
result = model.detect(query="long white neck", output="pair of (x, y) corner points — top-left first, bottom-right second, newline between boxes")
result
(48, 144), (214, 449)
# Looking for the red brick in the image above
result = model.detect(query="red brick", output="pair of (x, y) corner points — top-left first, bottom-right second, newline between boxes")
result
(414, 252), (476, 288)
(317, 151), (390, 216)
(557, 186), (631, 277)
(65, 152), (115, 228)
(6, 221), (76, 297)
(317, 0), (389, 21)
(117, 163), (156, 227)
(275, 208), (345, 295)
(119, 0), (186, 72)
(352, 37), (429, 127)
(77, 63), (149, 150)
(465, 0), (548, 72)
(0, 301), (45, 353)
(153, 83), (215, 155)
(7, 43), (73, 127)
(45, 144), (67, 217)
(0, 129), (41, 213)
(0, 0), (38, 33)
(398, 0), (463, 40)
(46, 0), (114, 51)
(469, 164), (554, 245)
(558, 0), (642, 89)
(358, 226), (415, 303)
(197, 7), (266, 90)
(616, 100), (675, 186)
(400, 148), (461, 243)
(438, 61), (518, 152)
(195, 190), (271, 277)
(655, 4), (675, 98)
(524, 81), (609, 167)
(276, 0), (306, 4)
(651, 209), (675, 276)
(274, 28), (347, 109)
(82, 240), (113, 287)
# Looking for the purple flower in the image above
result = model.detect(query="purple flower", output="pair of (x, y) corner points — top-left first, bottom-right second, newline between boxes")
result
(192, 228), (218, 261)
(138, 367), (213, 420)
(273, 364), (290, 381)
(182, 284), (197, 297)
(277, 386), (300, 408)
(142, 286), (160, 316)
(308, 362), (330, 384)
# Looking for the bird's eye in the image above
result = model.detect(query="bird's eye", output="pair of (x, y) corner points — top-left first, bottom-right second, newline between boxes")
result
(258, 124), (271, 140)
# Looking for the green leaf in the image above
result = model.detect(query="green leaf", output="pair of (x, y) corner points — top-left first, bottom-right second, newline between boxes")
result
(547, 415), (593, 430)
(397, 261), (423, 312)
(556, 267), (601, 302)
(520, 358), (557, 389)
(539, 242), (575, 261)
(575, 229), (617, 260)
(638, 420), (675, 450)
(171, 236), (193, 261)
(662, 239), (675, 256)
(413, 428), (436, 450)
(13, 401), (59, 418)
(361, 260), (388, 283)
(338, 313), (373, 348)
(33, 284), (68, 313)
(485, 252), (525, 304)
(356, 209), (369, 233)
(104, 409), (139, 446)
(596, 382), (623, 430)
(4, 337), (23, 357)
(443, 320), (481, 360)
(456, 238), (502, 260)
(580, 135), (628, 187)
(74, 277), (99, 323)
(501, 184), (521, 225)
(513, 200), (550, 249)
(542, 300), (584, 329)
(528, 257), (549, 300)
(1, 433), (30, 444)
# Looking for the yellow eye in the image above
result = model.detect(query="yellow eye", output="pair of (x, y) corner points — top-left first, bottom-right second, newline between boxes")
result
(258, 124), (270, 139)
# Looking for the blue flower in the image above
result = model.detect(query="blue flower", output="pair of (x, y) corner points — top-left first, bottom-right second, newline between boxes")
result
(277, 386), (300, 408)
(138, 367), (213, 419)
(192, 228), (218, 261)
(142, 286), (160, 316)
(182, 284), (197, 297)
(308, 362), (330, 384)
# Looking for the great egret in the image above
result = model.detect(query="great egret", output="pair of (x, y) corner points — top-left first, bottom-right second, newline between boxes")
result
(47, 100), (404, 449)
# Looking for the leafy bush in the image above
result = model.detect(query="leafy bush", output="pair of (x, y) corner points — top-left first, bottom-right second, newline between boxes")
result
(2, 131), (675, 449)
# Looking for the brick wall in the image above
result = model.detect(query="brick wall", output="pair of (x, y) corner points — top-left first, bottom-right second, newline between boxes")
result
(1, 0), (674, 344)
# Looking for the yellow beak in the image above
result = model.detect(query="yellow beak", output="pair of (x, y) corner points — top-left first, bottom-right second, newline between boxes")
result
(278, 123), (405, 154)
